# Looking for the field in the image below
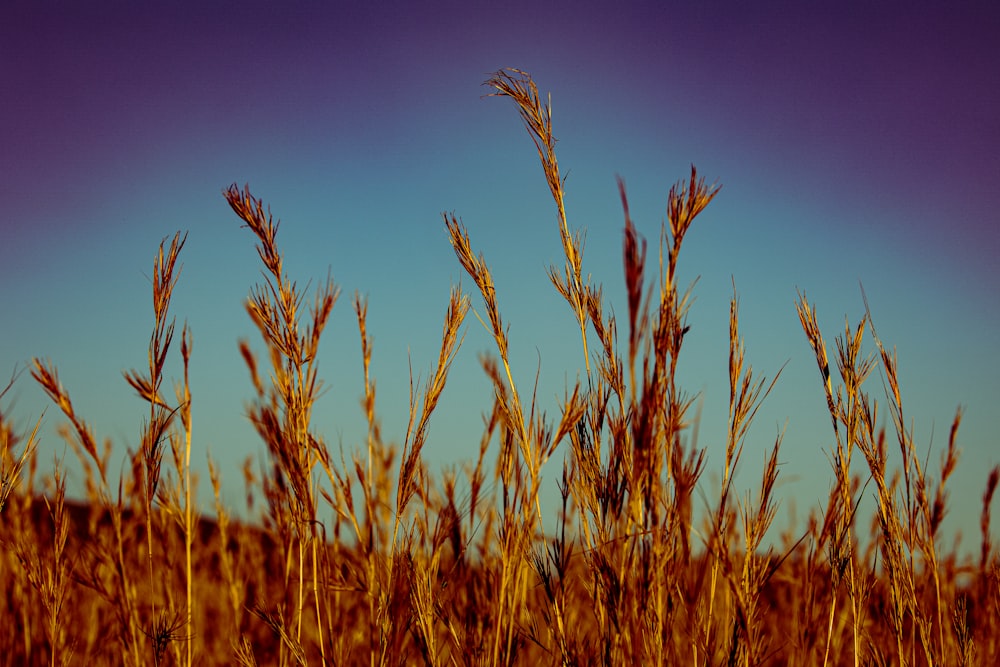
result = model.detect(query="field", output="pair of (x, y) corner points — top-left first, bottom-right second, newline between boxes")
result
(1, 69), (997, 666)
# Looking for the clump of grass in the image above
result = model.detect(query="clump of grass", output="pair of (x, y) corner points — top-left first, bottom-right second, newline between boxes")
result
(0, 67), (994, 666)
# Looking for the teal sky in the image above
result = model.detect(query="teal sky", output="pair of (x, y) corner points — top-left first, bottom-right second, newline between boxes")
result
(2, 1), (998, 553)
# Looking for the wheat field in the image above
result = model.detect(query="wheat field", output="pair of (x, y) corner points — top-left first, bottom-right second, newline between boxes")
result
(1, 69), (997, 667)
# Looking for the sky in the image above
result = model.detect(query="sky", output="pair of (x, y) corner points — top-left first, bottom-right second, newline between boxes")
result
(2, 1), (998, 555)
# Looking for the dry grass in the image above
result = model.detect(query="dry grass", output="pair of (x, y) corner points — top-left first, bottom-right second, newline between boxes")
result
(1, 68), (997, 666)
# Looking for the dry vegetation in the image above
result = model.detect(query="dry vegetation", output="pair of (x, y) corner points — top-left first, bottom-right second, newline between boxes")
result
(1, 69), (998, 666)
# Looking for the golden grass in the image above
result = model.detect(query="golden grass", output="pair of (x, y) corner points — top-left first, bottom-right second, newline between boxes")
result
(1, 68), (997, 666)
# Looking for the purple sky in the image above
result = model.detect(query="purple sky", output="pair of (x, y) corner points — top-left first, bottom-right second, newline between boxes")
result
(2, 1), (999, 553)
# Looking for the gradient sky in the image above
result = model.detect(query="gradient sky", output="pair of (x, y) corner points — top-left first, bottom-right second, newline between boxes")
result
(3, 1), (998, 554)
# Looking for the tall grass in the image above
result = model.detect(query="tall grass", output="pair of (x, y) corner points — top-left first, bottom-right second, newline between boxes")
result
(0, 68), (996, 665)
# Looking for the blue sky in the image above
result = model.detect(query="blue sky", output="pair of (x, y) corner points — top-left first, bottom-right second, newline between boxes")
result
(2, 1), (998, 553)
